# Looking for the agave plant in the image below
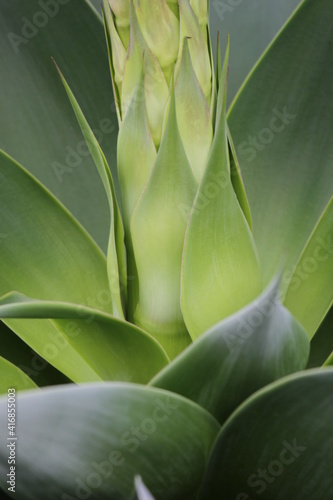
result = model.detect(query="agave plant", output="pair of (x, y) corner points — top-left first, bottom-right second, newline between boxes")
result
(0, 0), (332, 498)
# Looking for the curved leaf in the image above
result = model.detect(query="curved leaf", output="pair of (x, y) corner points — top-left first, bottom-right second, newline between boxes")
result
(131, 85), (195, 359)
(0, 383), (219, 499)
(178, 0), (211, 102)
(0, 0), (118, 251)
(0, 292), (168, 384)
(228, 0), (333, 305)
(0, 357), (38, 394)
(199, 368), (333, 499)
(228, 125), (252, 230)
(175, 37), (213, 183)
(209, 0), (302, 104)
(152, 278), (309, 423)
(284, 198), (333, 338)
(307, 306), (333, 369)
(0, 149), (110, 311)
(0, 320), (69, 388)
(54, 65), (127, 318)
(181, 69), (262, 339)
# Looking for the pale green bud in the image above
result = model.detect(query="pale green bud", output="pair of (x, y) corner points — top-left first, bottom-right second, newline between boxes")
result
(175, 38), (213, 183)
(190, 0), (208, 27)
(178, 0), (212, 103)
(121, 3), (169, 147)
(104, 2), (127, 92)
(134, 0), (179, 82)
(109, 0), (130, 47)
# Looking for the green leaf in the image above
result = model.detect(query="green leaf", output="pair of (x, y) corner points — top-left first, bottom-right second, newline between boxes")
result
(0, 357), (38, 394)
(284, 198), (333, 338)
(307, 306), (333, 368)
(0, 0), (118, 251)
(324, 351), (333, 366)
(131, 86), (195, 359)
(54, 64), (126, 319)
(178, 0), (211, 103)
(209, 0), (302, 104)
(199, 368), (333, 499)
(0, 149), (110, 311)
(228, 0), (333, 305)
(228, 125), (252, 231)
(175, 37), (213, 184)
(0, 383), (219, 499)
(116, 69), (157, 320)
(181, 68), (262, 339)
(0, 320), (69, 388)
(0, 292), (168, 384)
(152, 278), (309, 423)
(102, 0), (126, 123)
(117, 69), (157, 231)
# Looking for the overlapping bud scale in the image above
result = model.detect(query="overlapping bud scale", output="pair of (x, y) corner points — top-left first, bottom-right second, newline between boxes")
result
(103, 0), (258, 359)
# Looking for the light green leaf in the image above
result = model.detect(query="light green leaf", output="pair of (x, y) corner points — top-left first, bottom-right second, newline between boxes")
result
(228, 125), (252, 230)
(0, 357), (38, 394)
(190, 0), (208, 31)
(54, 64), (126, 319)
(0, 292), (168, 384)
(117, 70), (157, 232)
(102, 0), (127, 122)
(152, 278), (309, 423)
(324, 352), (333, 366)
(199, 369), (333, 499)
(0, 0), (118, 252)
(109, 0), (130, 47)
(181, 70), (262, 339)
(0, 149), (110, 311)
(0, 320), (69, 388)
(178, 0), (211, 103)
(228, 0), (333, 307)
(117, 69), (157, 320)
(284, 198), (333, 338)
(0, 383), (219, 499)
(131, 86), (196, 359)
(175, 37), (213, 184)
(307, 307), (333, 368)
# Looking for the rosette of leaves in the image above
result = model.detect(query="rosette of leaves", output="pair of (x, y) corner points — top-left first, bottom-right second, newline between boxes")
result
(0, 0), (332, 498)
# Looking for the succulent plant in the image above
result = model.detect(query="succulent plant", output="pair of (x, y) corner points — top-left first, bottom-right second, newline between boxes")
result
(0, 0), (332, 499)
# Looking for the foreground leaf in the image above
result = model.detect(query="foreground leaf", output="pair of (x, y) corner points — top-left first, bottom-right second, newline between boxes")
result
(152, 278), (309, 423)
(0, 293), (168, 384)
(0, 383), (219, 499)
(199, 368), (333, 499)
